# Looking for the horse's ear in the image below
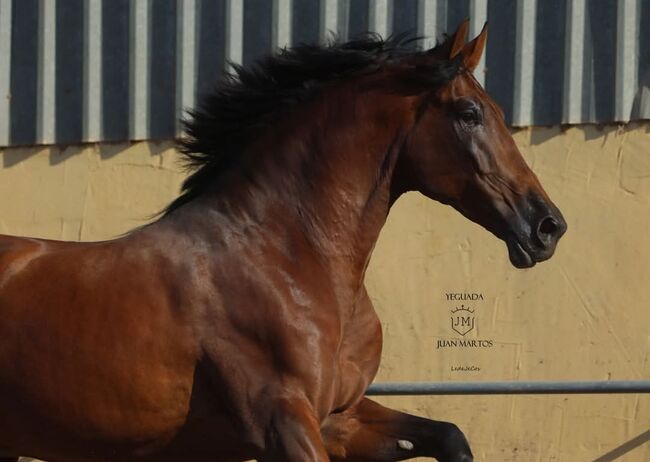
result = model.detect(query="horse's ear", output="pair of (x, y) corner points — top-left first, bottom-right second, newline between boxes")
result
(450, 19), (470, 58)
(462, 22), (488, 72)
(437, 19), (469, 59)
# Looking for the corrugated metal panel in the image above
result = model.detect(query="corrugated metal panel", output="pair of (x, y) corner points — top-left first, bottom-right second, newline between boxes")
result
(175, 0), (197, 135)
(1, 0), (649, 147)
(129, 0), (151, 141)
(101, 0), (129, 142)
(56, 0), (84, 144)
(83, 0), (102, 142)
(0, 0), (12, 146)
(563, 0), (583, 123)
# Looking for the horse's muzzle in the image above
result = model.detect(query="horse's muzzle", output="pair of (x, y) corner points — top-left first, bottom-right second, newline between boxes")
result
(505, 195), (567, 268)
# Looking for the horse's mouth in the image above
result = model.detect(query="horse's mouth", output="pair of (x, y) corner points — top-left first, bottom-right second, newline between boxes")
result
(506, 237), (535, 269)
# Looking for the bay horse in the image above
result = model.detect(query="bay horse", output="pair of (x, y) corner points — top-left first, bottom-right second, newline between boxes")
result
(0, 20), (565, 462)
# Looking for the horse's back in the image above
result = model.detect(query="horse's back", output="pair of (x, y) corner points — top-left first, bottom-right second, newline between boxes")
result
(0, 234), (47, 282)
(0, 234), (107, 312)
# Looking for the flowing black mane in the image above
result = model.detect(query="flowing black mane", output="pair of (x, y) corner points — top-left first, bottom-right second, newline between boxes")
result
(165, 34), (461, 215)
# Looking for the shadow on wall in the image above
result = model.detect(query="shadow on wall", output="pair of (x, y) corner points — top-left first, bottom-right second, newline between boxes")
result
(99, 140), (173, 160)
(1, 147), (42, 168)
(592, 429), (650, 462)
(526, 124), (623, 147)
(0, 145), (87, 168)
(631, 68), (650, 120)
(0, 141), (175, 169)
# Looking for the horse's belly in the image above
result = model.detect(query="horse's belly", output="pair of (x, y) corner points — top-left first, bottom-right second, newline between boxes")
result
(0, 411), (255, 462)
(0, 374), (191, 460)
(0, 315), (200, 460)
(0, 384), (258, 462)
(0, 334), (256, 462)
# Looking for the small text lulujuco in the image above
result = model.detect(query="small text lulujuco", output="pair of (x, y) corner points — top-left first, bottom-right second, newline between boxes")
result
(451, 365), (481, 372)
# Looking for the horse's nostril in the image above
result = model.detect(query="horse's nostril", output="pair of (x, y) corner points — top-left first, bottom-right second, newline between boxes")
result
(538, 217), (559, 236)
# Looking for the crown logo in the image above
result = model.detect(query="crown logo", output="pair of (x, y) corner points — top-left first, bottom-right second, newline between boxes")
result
(451, 304), (474, 314)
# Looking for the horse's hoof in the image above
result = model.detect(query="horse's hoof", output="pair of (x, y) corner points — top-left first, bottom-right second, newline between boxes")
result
(440, 423), (473, 462)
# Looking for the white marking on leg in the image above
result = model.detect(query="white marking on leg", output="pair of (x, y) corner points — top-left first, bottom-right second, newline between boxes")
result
(398, 439), (414, 450)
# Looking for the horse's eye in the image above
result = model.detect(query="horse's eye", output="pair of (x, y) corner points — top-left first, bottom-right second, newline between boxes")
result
(458, 109), (479, 125)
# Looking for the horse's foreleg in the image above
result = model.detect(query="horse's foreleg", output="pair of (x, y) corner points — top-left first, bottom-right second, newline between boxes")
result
(258, 396), (331, 462)
(321, 398), (472, 462)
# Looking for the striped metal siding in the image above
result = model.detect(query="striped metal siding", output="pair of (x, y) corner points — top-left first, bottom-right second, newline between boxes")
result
(0, 0), (649, 147)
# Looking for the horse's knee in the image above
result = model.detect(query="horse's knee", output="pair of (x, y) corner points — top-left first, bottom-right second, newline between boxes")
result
(258, 395), (330, 461)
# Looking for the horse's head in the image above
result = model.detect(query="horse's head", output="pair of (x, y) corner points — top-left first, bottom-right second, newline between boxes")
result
(398, 21), (566, 268)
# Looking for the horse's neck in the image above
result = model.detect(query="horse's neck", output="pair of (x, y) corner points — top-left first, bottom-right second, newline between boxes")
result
(266, 107), (403, 283)
(170, 93), (405, 288)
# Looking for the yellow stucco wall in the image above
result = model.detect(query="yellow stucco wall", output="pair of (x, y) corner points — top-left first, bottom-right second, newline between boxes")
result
(1, 124), (649, 461)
